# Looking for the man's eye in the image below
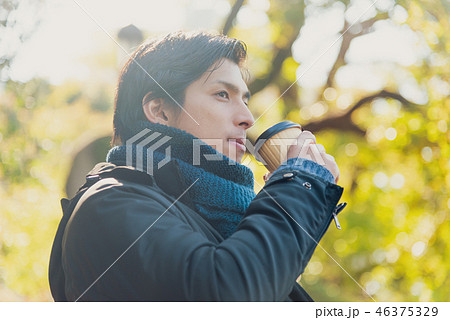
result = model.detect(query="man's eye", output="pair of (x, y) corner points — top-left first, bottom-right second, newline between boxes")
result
(216, 91), (229, 99)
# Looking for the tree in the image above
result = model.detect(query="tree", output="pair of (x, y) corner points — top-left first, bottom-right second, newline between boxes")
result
(0, 0), (448, 302)
(225, 0), (450, 301)
(0, 0), (43, 81)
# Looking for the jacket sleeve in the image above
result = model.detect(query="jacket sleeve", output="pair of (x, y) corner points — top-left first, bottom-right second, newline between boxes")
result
(64, 169), (343, 301)
(273, 157), (336, 184)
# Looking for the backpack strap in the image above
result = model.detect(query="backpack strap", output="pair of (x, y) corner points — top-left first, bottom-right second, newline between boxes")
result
(48, 164), (153, 301)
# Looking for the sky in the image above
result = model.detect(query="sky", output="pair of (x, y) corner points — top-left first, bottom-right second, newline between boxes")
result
(9, 0), (222, 83)
(7, 0), (428, 103)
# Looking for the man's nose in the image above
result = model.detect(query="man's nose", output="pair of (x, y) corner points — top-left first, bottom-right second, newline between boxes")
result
(237, 103), (255, 130)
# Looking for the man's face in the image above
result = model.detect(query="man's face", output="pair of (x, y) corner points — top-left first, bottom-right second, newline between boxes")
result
(169, 59), (254, 163)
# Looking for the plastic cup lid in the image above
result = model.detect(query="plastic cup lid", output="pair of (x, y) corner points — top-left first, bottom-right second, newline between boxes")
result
(254, 121), (302, 146)
(253, 121), (302, 162)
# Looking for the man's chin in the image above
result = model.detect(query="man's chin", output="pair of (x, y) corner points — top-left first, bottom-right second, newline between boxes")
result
(227, 142), (246, 163)
(226, 151), (244, 164)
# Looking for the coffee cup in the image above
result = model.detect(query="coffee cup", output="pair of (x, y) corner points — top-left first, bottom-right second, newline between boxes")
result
(254, 121), (302, 172)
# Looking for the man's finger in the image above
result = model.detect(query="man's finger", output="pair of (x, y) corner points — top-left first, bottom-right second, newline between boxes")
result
(307, 144), (326, 165)
(296, 131), (316, 147)
(316, 144), (326, 154)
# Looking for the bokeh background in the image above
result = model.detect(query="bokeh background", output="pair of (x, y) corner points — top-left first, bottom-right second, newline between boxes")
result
(0, 0), (449, 301)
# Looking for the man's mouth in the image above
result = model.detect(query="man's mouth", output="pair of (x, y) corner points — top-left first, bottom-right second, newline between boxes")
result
(229, 138), (246, 152)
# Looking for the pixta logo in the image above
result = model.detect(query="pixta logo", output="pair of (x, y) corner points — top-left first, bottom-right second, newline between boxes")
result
(125, 129), (172, 175)
(125, 129), (328, 173)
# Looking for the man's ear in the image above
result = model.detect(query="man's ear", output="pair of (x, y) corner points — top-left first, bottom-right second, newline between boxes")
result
(142, 92), (172, 125)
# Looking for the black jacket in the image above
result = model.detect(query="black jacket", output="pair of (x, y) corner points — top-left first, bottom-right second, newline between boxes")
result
(49, 160), (344, 301)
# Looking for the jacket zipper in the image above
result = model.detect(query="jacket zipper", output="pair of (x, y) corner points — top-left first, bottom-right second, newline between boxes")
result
(332, 202), (347, 230)
(304, 202), (347, 263)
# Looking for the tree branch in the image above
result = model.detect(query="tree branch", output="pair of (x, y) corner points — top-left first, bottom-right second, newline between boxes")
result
(222, 0), (245, 35)
(324, 12), (389, 89)
(249, 27), (303, 95)
(248, 42), (295, 95)
(347, 89), (412, 114)
(303, 90), (417, 135)
(247, 1), (306, 96)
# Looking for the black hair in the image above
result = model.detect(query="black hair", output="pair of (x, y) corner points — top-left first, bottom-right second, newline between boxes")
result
(112, 31), (247, 145)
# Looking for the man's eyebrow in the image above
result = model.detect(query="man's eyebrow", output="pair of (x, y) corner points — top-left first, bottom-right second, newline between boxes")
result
(214, 80), (251, 100)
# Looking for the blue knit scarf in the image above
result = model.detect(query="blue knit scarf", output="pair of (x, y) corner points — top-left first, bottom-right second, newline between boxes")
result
(106, 121), (256, 239)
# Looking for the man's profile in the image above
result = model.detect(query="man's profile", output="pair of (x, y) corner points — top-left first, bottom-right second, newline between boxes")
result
(49, 31), (343, 301)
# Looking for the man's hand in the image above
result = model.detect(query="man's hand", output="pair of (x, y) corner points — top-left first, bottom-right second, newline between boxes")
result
(286, 130), (340, 183)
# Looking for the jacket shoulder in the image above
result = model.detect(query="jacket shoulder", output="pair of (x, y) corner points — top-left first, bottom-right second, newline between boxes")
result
(64, 162), (213, 243)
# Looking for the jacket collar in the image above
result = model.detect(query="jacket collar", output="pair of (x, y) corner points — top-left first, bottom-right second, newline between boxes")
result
(153, 160), (197, 210)
(86, 160), (196, 211)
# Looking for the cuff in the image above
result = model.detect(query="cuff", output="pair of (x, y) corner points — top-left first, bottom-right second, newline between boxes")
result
(272, 157), (335, 184)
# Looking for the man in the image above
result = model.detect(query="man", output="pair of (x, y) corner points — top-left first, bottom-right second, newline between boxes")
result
(49, 31), (343, 301)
